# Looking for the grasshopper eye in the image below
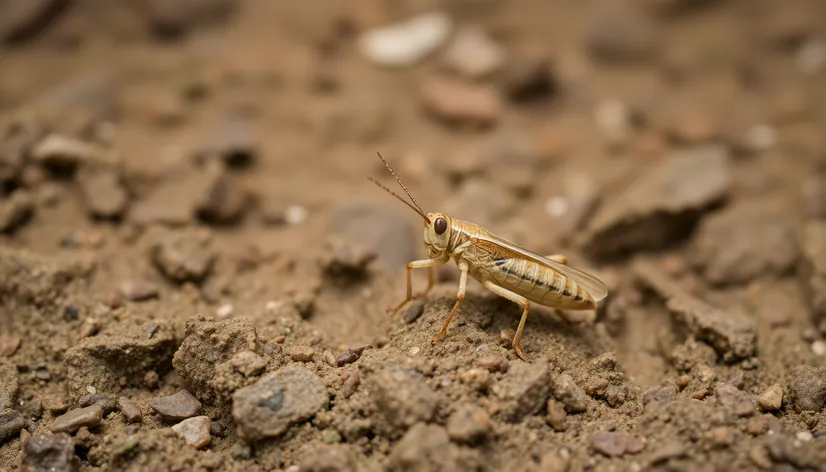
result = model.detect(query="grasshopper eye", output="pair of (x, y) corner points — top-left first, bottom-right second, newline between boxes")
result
(434, 217), (447, 235)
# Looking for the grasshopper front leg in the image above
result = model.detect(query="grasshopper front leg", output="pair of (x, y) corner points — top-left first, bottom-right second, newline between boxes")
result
(392, 255), (449, 313)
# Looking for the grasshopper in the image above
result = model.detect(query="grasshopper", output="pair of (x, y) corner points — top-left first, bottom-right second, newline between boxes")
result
(369, 153), (608, 362)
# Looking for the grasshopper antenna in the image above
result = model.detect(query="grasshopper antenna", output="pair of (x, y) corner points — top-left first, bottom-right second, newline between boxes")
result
(375, 152), (426, 214)
(367, 177), (432, 224)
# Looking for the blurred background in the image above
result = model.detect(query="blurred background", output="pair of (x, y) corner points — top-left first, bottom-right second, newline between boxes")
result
(1, 0), (825, 368)
(2, 0), (826, 470)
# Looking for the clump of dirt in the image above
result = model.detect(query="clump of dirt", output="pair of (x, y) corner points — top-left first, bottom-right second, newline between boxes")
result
(2, 0), (826, 471)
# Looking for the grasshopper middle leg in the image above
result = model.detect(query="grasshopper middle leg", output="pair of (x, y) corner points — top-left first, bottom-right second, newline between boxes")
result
(432, 261), (468, 342)
(392, 256), (448, 313)
(483, 280), (532, 363)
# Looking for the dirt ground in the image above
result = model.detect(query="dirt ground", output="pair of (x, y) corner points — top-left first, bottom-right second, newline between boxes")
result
(1, 0), (826, 471)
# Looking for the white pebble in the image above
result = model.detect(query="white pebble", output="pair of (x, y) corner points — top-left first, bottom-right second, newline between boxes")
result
(86, 386), (97, 395)
(812, 340), (826, 356)
(216, 304), (234, 318)
(442, 26), (505, 78)
(359, 11), (453, 67)
(745, 124), (777, 152)
(545, 196), (570, 218)
(286, 466), (300, 472)
(284, 205), (307, 225)
(594, 99), (631, 144)
(797, 39), (826, 75)
(265, 301), (277, 312)
(409, 346), (421, 356)
(796, 431), (813, 442)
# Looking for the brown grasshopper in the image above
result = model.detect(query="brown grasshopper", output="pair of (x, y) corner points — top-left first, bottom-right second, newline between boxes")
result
(369, 153), (608, 362)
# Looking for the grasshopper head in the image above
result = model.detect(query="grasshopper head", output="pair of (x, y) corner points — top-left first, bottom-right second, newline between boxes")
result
(423, 212), (451, 258)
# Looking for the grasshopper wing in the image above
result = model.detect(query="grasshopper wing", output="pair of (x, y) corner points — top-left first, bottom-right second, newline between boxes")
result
(470, 235), (609, 303)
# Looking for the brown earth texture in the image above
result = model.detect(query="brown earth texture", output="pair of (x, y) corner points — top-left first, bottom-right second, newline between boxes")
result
(2, 0), (826, 471)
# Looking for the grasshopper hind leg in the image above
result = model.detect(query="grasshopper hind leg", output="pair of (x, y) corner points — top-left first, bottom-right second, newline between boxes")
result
(483, 280), (532, 362)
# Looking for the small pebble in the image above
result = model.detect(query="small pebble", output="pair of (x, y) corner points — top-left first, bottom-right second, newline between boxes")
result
(744, 125), (777, 152)
(649, 440), (686, 464)
(476, 355), (508, 373)
(50, 404), (102, 434)
(172, 416), (211, 449)
(358, 11), (453, 67)
(812, 340), (826, 356)
(149, 390), (202, 420)
(442, 25), (505, 79)
(708, 426), (734, 448)
(420, 75), (501, 128)
(546, 400), (567, 432)
(119, 280), (159, 301)
(336, 349), (360, 366)
(796, 431), (814, 442)
(210, 421), (225, 438)
(499, 329), (515, 346)
(757, 384), (783, 411)
(287, 346), (315, 362)
(216, 304), (234, 318)
(284, 205), (307, 225)
(118, 397), (142, 423)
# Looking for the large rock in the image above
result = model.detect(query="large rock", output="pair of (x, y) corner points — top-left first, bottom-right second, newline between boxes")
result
(64, 320), (178, 402)
(368, 365), (439, 434)
(172, 315), (263, 404)
(582, 145), (730, 260)
(232, 366), (328, 441)
(690, 200), (797, 285)
(633, 259), (756, 362)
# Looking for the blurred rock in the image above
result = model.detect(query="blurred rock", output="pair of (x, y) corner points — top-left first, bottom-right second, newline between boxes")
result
(442, 179), (513, 232)
(421, 75), (501, 129)
(327, 202), (416, 271)
(499, 51), (557, 102)
(0, 359), (17, 411)
(587, 10), (659, 62)
(388, 423), (481, 471)
(145, 0), (238, 40)
(359, 11), (453, 67)
(689, 200), (797, 286)
(20, 432), (79, 472)
(446, 405), (492, 445)
(77, 167), (129, 219)
(0, 410), (25, 445)
(442, 25), (505, 79)
(633, 259), (756, 362)
(787, 365), (826, 412)
(0, 189), (34, 233)
(591, 431), (645, 457)
(0, 0), (67, 44)
(801, 173), (826, 220)
(800, 222), (826, 326)
(151, 229), (216, 284)
(193, 115), (256, 169)
(31, 134), (114, 172)
(582, 145), (730, 260)
(195, 164), (251, 224)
